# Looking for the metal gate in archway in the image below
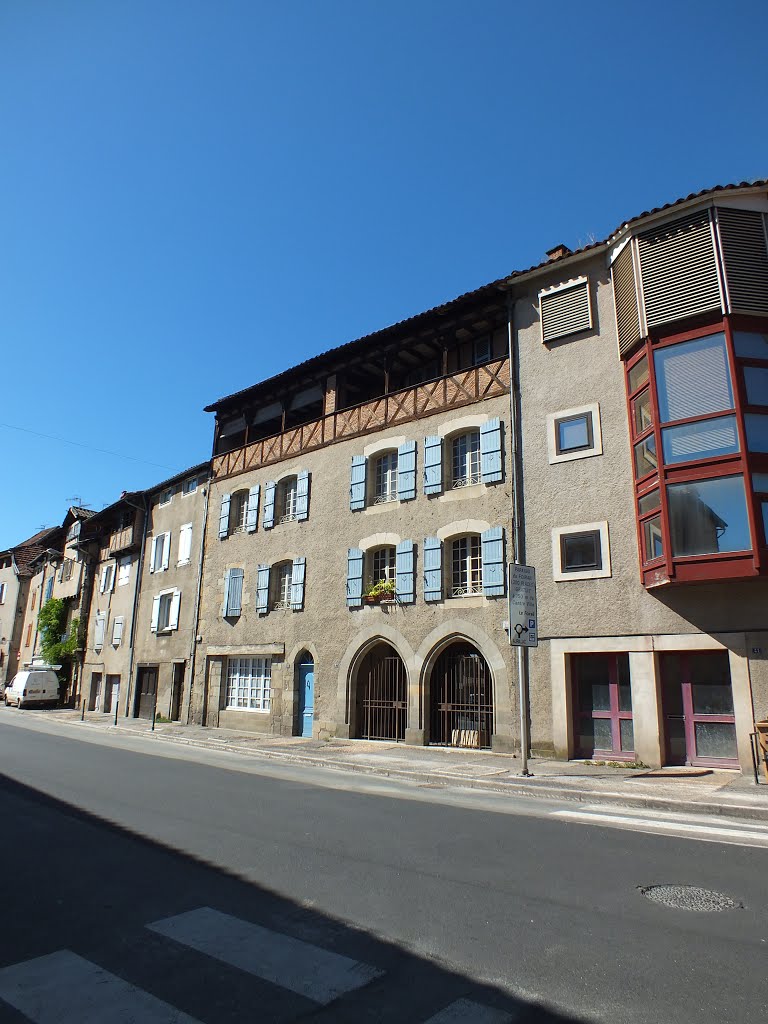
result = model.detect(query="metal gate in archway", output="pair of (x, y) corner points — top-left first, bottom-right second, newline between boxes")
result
(354, 644), (407, 741)
(430, 642), (493, 748)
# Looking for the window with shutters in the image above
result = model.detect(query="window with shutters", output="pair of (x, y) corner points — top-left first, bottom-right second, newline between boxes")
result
(547, 404), (602, 465)
(177, 523), (193, 566)
(539, 278), (592, 343)
(552, 522), (611, 582)
(225, 656), (271, 712)
(278, 477), (298, 523)
(374, 452), (398, 504)
(117, 556), (131, 587)
(111, 616), (124, 647)
(151, 532), (170, 573)
(451, 536), (482, 597)
(63, 558), (74, 581)
(100, 564), (115, 593)
(224, 569), (244, 617)
(451, 432), (481, 488)
(157, 592), (173, 631)
(369, 546), (396, 585)
(230, 490), (249, 534)
(271, 562), (293, 610)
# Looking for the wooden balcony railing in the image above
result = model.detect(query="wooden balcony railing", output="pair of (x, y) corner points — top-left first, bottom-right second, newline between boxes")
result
(108, 524), (136, 555)
(213, 358), (510, 480)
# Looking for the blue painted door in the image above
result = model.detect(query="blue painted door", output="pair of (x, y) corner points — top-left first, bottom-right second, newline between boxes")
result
(299, 661), (314, 737)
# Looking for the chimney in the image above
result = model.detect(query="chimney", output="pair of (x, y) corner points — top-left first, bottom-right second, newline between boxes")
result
(546, 243), (572, 262)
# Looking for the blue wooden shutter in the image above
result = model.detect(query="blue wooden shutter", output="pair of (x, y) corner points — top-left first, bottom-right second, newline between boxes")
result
(295, 470), (310, 521)
(290, 556), (306, 610)
(481, 526), (506, 597)
(256, 564), (270, 615)
(423, 537), (443, 602)
(397, 440), (416, 501)
(346, 547), (364, 607)
(218, 493), (231, 539)
(395, 540), (415, 604)
(246, 485), (260, 533)
(423, 435), (443, 495)
(224, 568), (244, 616)
(263, 481), (276, 529)
(480, 418), (503, 483)
(350, 456), (367, 511)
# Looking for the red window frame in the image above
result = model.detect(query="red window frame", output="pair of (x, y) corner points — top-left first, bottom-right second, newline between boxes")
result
(625, 314), (768, 586)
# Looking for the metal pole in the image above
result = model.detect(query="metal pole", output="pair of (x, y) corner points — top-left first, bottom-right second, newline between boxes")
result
(114, 687), (119, 727)
(517, 645), (530, 776)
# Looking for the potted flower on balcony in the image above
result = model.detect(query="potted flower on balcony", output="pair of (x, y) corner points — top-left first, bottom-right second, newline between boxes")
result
(363, 579), (397, 604)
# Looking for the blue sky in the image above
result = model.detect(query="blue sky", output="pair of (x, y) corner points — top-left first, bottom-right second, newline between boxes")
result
(1, 0), (766, 547)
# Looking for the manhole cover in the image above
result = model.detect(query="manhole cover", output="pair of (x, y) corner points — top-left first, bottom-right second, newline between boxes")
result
(639, 885), (742, 912)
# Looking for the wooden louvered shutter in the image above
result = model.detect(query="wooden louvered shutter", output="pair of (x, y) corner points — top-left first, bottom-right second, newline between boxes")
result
(395, 540), (415, 604)
(346, 548), (364, 607)
(423, 537), (442, 602)
(637, 211), (722, 329)
(256, 565), (271, 615)
(295, 471), (310, 521)
(397, 440), (416, 501)
(539, 279), (592, 343)
(481, 527), (506, 597)
(290, 557), (306, 610)
(611, 240), (643, 358)
(423, 435), (443, 495)
(218, 494), (231, 539)
(350, 456), (367, 511)
(262, 482), (276, 529)
(480, 418), (503, 484)
(716, 207), (768, 315)
(246, 485), (260, 533)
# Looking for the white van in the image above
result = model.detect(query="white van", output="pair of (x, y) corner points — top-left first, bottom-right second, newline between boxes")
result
(4, 669), (60, 709)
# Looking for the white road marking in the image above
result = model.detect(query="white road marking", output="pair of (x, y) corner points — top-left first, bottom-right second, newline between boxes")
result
(423, 998), (515, 1023)
(0, 950), (200, 1024)
(551, 808), (768, 847)
(148, 906), (383, 1004)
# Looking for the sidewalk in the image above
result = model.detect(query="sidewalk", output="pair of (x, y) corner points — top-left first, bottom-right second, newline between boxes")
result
(32, 708), (768, 823)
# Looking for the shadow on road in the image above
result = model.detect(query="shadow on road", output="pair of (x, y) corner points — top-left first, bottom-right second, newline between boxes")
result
(0, 772), (591, 1023)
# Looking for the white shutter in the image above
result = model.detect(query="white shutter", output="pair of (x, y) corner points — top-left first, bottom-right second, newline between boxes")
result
(106, 564), (114, 592)
(161, 532), (171, 570)
(149, 535), (158, 574)
(150, 595), (160, 632)
(168, 590), (181, 630)
(94, 612), (106, 650)
(118, 557), (131, 586)
(178, 524), (193, 565)
(112, 616), (124, 647)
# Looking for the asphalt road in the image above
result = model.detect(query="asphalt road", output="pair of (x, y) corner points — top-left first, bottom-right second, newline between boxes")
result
(0, 711), (766, 1024)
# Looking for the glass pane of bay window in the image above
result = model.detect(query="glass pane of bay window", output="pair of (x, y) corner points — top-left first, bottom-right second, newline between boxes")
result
(763, 503), (768, 544)
(638, 489), (659, 515)
(667, 476), (751, 556)
(654, 333), (733, 423)
(733, 331), (768, 359)
(661, 414), (740, 464)
(634, 435), (657, 477)
(745, 414), (768, 453)
(643, 515), (664, 561)
(632, 390), (652, 435)
(744, 366), (768, 407)
(628, 355), (649, 394)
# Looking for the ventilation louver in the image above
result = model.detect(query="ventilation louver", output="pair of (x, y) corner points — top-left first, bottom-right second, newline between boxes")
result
(540, 279), (592, 343)
(637, 211), (722, 328)
(716, 207), (768, 315)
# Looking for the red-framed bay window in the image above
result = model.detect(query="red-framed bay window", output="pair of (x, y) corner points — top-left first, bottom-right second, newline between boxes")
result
(625, 315), (768, 587)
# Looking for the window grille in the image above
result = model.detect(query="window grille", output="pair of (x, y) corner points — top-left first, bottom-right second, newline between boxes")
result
(279, 477), (298, 523)
(273, 563), (293, 609)
(451, 432), (481, 488)
(451, 536), (482, 596)
(374, 452), (398, 504)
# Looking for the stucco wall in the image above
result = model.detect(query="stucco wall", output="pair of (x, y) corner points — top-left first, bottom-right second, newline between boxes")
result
(0, 566), (25, 687)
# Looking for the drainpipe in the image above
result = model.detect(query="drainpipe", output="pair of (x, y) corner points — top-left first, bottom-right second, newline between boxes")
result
(186, 479), (210, 724)
(123, 495), (149, 719)
(506, 294), (532, 776)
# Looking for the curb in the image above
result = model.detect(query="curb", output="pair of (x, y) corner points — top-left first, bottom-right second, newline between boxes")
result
(87, 718), (768, 825)
(22, 712), (768, 825)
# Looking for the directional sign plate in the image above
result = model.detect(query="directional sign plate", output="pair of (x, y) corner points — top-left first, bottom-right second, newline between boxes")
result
(508, 564), (538, 647)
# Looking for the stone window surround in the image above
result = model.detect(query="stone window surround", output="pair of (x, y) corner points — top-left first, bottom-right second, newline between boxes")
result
(551, 521), (611, 582)
(546, 402), (603, 465)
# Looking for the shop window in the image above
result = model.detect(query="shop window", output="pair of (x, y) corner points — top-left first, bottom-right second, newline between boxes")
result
(667, 476), (751, 556)
(572, 653), (634, 759)
(225, 656), (271, 712)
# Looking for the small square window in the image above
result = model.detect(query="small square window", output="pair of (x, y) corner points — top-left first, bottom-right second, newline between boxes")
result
(182, 477), (198, 496)
(547, 404), (602, 465)
(159, 488), (173, 506)
(556, 413), (593, 455)
(552, 522), (611, 581)
(561, 531), (602, 572)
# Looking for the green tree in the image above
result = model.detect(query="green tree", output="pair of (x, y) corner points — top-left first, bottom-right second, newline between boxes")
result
(37, 598), (79, 665)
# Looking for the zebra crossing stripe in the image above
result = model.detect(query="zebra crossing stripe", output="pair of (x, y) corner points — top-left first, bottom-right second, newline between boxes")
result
(148, 906), (383, 1005)
(422, 998), (516, 1023)
(0, 950), (201, 1024)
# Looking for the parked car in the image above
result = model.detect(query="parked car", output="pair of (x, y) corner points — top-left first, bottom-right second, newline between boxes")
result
(4, 669), (60, 709)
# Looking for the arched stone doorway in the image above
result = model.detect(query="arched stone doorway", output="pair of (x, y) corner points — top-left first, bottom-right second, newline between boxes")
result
(429, 641), (493, 748)
(353, 641), (407, 741)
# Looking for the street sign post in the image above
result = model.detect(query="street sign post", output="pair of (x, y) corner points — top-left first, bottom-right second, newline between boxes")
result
(508, 563), (537, 648)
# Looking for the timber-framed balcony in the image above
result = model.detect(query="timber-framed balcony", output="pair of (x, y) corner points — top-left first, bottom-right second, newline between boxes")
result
(213, 357), (510, 481)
